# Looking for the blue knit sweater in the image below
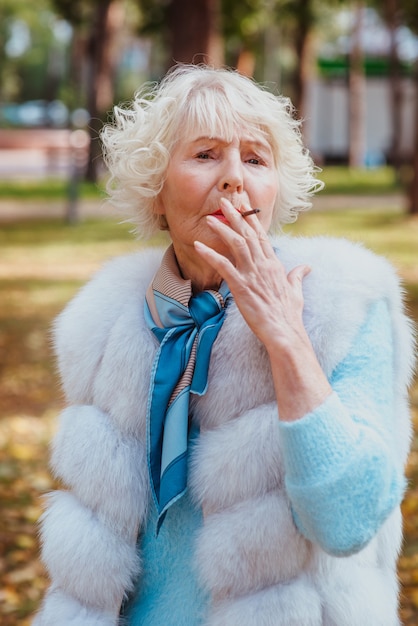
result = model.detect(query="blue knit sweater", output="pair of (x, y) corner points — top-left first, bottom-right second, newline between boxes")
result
(123, 299), (405, 625)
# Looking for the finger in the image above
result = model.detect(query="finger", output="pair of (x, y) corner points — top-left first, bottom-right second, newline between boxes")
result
(194, 239), (240, 284)
(221, 198), (263, 236)
(287, 265), (311, 289)
(219, 199), (274, 260)
(236, 200), (275, 259)
(206, 215), (253, 265)
(237, 201), (267, 235)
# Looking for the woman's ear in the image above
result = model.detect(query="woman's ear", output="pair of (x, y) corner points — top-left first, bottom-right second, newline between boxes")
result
(153, 195), (169, 230)
(153, 193), (166, 216)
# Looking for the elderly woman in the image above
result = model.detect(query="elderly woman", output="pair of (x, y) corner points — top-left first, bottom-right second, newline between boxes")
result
(34, 65), (414, 626)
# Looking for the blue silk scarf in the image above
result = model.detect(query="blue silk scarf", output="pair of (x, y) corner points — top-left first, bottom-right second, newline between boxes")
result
(144, 245), (231, 532)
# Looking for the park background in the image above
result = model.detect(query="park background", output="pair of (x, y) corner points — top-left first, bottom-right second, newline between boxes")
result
(0, 1), (418, 624)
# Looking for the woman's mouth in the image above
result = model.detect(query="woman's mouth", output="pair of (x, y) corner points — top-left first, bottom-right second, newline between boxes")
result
(209, 206), (241, 222)
(209, 209), (229, 222)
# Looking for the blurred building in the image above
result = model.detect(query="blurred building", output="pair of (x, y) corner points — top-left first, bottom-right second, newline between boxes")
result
(306, 65), (416, 165)
(305, 8), (418, 165)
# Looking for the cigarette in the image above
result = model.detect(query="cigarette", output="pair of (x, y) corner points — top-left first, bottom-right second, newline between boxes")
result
(241, 208), (261, 217)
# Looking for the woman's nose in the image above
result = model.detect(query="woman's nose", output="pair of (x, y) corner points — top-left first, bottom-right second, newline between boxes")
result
(218, 154), (244, 193)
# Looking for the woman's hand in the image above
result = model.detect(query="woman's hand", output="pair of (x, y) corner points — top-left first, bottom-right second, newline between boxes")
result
(194, 197), (309, 348)
(194, 198), (332, 421)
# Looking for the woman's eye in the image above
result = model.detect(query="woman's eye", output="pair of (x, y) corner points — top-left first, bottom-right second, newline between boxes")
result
(197, 152), (210, 159)
(248, 157), (261, 165)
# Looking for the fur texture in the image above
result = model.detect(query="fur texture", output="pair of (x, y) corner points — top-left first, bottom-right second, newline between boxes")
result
(33, 236), (415, 625)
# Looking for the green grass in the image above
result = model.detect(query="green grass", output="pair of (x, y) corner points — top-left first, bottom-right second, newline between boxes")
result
(285, 208), (418, 274)
(1, 216), (135, 246)
(0, 179), (105, 200)
(318, 165), (403, 195)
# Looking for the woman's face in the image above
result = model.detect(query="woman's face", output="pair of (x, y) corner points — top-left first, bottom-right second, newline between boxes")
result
(154, 125), (279, 278)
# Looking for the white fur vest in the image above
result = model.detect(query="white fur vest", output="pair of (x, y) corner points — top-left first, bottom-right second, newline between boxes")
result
(33, 236), (415, 626)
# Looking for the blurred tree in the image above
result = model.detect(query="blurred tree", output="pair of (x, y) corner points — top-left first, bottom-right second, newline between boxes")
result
(221, 0), (314, 110)
(0, 0), (63, 106)
(51, 0), (126, 181)
(139, 0), (315, 92)
(140, 0), (347, 128)
(381, 0), (403, 175)
(348, 0), (366, 167)
(167, 0), (223, 67)
(411, 85), (418, 215)
(401, 0), (418, 31)
(139, 0), (223, 70)
(400, 0), (418, 214)
(221, 0), (272, 77)
(269, 0), (346, 122)
(276, 0), (317, 119)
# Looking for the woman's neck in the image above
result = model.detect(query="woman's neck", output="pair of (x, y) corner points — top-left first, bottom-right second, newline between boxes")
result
(173, 244), (223, 293)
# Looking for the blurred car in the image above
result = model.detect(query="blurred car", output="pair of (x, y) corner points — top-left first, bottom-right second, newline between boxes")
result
(0, 99), (69, 127)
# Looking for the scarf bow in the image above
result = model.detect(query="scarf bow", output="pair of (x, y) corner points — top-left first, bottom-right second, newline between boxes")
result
(144, 245), (231, 531)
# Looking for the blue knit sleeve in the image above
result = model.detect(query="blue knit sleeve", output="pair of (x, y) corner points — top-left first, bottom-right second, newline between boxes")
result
(278, 299), (406, 556)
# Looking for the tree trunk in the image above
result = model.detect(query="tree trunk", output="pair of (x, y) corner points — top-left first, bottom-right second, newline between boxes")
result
(85, 0), (125, 182)
(292, 0), (314, 121)
(166, 0), (223, 69)
(348, 0), (366, 168)
(69, 31), (86, 110)
(408, 71), (418, 215)
(384, 0), (403, 175)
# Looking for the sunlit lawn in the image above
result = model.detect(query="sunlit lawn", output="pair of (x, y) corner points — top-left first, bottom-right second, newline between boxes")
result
(0, 206), (417, 624)
(319, 164), (403, 194)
